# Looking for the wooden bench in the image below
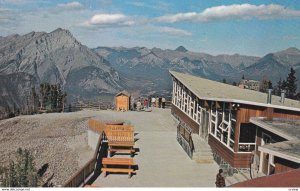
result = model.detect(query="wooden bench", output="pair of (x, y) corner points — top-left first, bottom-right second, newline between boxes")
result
(106, 131), (135, 157)
(102, 158), (135, 178)
(105, 125), (134, 132)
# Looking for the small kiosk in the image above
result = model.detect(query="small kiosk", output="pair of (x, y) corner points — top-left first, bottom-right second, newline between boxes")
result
(115, 91), (130, 112)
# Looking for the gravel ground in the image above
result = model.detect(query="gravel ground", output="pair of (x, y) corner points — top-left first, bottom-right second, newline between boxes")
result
(0, 111), (96, 186)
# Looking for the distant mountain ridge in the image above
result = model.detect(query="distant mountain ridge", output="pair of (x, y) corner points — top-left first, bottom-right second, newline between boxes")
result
(0, 28), (122, 113)
(94, 46), (300, 96)
(1, 28), (300, 115)
(93, 46), (261, 95)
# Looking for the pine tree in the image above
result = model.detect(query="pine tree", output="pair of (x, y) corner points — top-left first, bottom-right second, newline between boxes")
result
(275, 78), (282, 96)
(242, 74), (245, 80)
(286, 67), (297, 99)
(8, 161), (17, 187)
(0, 148), (40, 187)
(282, 80), (287, 91)
(268, 80), (273, 89)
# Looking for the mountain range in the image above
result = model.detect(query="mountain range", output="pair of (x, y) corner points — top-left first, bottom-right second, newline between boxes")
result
(93, 46), (300, 96)
(1, 28), (300, 114)
(0, 28), (121, 112)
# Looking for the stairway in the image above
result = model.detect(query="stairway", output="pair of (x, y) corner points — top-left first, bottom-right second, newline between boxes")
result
(225, 169), (251, 186)
(191, 134), (214, 164)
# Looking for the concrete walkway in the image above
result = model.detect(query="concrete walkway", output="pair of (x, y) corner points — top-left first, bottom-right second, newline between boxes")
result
(91, 108), (219, 187)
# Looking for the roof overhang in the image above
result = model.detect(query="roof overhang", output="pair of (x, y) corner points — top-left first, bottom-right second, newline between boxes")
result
(250, 118), (295, 140)
(169, 70), (300, 113)
(258, 144), (300, 163)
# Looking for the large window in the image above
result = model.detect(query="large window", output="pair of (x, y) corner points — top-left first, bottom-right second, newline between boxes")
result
(239, 123), (256, 143)
(209, 102), (235, 151)
(238, 123), (256, 152)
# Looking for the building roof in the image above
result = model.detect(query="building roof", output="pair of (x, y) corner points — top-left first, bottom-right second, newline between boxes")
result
(259, 139), (300, 163)
(231, 168), (300, 187)
(250, 118), (300, 140)
(250, 117), (300, 163)
(115, 90), (130, 97)
(170, 71), (300, 112)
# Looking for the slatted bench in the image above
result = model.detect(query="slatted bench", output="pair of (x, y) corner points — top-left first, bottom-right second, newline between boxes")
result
(105, 125), (134, 132)
(106, 131), (135, 157)
(102, 158), (135, 178)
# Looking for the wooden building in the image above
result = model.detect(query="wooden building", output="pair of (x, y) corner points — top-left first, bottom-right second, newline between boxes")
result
(170, 71), (300, 174)
(115, 91), (130, 112)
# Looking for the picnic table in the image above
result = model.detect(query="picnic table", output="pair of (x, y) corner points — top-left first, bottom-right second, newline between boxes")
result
(102, 158), (135, 178)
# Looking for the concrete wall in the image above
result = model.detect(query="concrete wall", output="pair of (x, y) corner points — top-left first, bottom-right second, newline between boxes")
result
(87, 129), (100, 151)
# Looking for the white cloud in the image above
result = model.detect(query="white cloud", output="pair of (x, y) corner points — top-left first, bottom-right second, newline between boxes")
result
(82, 13), (136, 28)
(128, 1), (171, 11)
(159, 26), (192, 37)
(156, 12), (197, 23)
(156, 4), (300, 23)
(90, 14), (126, 25)
(57, 1), (84, 10)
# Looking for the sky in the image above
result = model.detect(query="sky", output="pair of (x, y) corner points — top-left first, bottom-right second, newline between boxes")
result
(0, 0), (300, 56)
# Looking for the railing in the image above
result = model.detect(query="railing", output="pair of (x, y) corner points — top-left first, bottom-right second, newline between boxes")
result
(63, 130), (106, 187)
(66, 101), (113, 112)
(176, 123), (194, 158)
(165, 101), (172, 109)
(238, 143), (256, 152)
(88, 119), (107, 134)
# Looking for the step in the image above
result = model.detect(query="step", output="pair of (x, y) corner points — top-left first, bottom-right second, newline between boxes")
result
(225, 176), (237, 186)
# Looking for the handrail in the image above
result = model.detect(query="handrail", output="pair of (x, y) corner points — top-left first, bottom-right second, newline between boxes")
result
(176, 123), (195, 158)
(63, 130), (105, 187)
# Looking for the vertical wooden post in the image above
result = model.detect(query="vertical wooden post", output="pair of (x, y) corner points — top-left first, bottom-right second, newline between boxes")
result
(266, 107), (274, 120)
(234, 108), (242, 152)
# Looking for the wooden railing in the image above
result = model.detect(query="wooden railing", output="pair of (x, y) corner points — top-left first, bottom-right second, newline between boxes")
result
(176, 123), (194, 158)
(88, 119), (107, 134)
(65, 101), (113, 112)
(165, 101), (172, 109)
(63, 130), (106, 187)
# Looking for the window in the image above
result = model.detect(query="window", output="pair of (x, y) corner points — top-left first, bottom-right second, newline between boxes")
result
(239, 123), (256, 143)
(211, 123), (215, 134)
(224, 103), (230, 121)
(223, 131), (228, 144)
(230, 120), (236, 140)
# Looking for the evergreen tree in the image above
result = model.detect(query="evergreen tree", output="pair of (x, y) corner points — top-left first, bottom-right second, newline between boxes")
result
(268, 80), (273, 89)
(282, 80), (287, 91)
(222, 78), (227, 84)
(242, 74), (245, 80)
(31, 87), (39, 113)
(8, 161), (17, 187)
(286, 67), (297, 99)
(275, 78), (282, 96)
(0, 148), (40, 187)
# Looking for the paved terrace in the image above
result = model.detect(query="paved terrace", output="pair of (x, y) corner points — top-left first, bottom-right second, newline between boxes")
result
(90, 108), (219, 187)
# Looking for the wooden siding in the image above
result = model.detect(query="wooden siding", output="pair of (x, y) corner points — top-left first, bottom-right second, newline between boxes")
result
(209, 135), (252, 168)
(237, 105), (266, 123)
(274, 157), (300, 174)
(273, 108), (300, 119)
(115, 95), (130, 111)
(171, 104), (199, 134)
